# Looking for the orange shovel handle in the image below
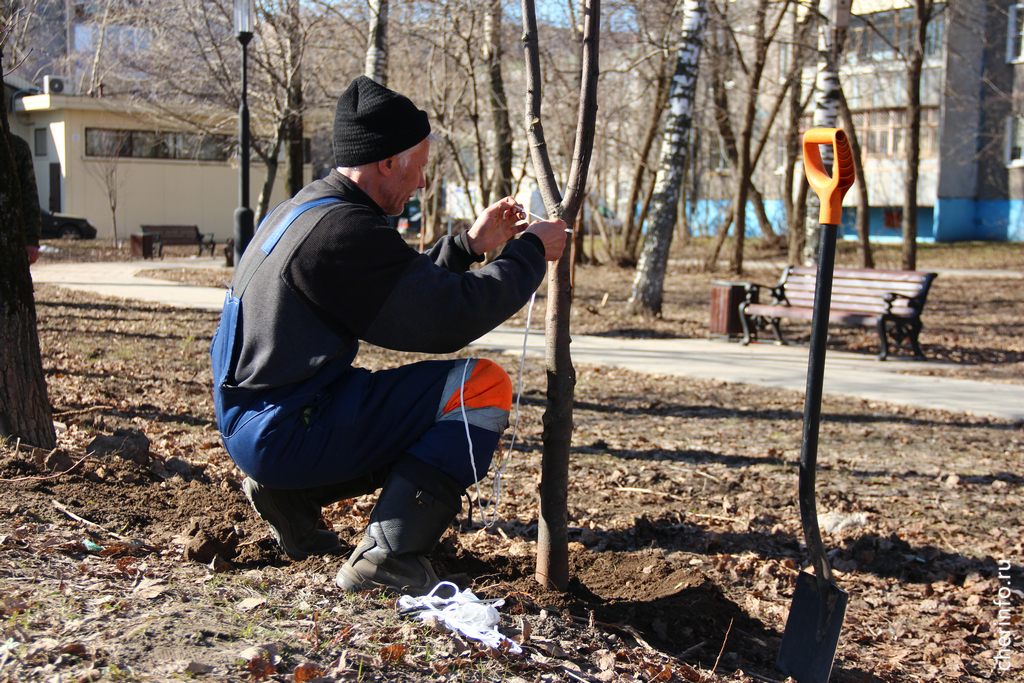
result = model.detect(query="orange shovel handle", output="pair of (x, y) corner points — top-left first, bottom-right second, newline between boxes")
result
(803, 128), (856, 226)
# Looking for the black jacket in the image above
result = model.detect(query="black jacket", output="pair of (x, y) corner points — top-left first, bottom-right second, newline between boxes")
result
(231, 171), (546, 390)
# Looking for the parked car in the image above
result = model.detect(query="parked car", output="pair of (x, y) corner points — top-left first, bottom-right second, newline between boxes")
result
(40, 209), (97, 239)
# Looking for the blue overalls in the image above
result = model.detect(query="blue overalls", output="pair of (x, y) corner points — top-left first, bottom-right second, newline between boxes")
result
(210, 200), (511, 490)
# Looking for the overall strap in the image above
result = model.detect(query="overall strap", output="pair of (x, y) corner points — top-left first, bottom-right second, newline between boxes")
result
(233, 197), (343, 299)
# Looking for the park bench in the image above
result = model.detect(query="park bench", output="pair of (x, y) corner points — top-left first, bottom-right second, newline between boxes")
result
(139, 224), (216, 257)
(739, 265), (938, 360)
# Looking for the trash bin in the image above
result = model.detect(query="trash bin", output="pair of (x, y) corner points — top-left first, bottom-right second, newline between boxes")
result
(709, 281), (753, 340)
(131, 233), (156, 259)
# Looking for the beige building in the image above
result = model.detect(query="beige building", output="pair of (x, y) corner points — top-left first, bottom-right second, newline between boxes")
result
(9, 78), (307, 244)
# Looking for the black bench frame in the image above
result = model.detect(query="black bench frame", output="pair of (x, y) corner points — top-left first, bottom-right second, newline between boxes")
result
(739, 265), (938, 361)
(139, 224), (216, 257)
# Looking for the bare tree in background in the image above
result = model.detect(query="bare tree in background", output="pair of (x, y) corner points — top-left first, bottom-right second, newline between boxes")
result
(627, 0), (707, 318)
(484, 0), (513, 202)
(726, 0), (791, 274)
(522, 0), (600, 591)
(700, 0), (795, 272)
(0, 43), (56, 450)
(94, 0), (346, 225)
(838, 86), (873, 267)
(901, 0), (937, 271)
(83, 128), (129, 246)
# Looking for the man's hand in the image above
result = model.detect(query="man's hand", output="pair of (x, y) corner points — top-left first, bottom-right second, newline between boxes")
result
(465, 196), (527, 255)
(26, 246), (39, 265)
(465, 196), (567, 261)
(524, 219), (568, 261)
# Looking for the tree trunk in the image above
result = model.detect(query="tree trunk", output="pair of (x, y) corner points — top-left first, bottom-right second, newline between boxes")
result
(0, 62), (56, 449)
(803, 0), (846, 266)
(708, 61), (776, 244)
(728, 0), (772, 275)
(365, 0), (389, 85)
(485, 0), (513, 202)
(702, 206), (734, 271)
(254, 121), (287, 227)
(838, 87), (873, 268)
(902, 0), (931, 271)
(522, 0), (600, 592)
(285, 0), (305, 198)
(622, 58), (671, 264)
(628, 0), (707, 317)
(789, 175), (808, 265)
(784, 6), (816, 264)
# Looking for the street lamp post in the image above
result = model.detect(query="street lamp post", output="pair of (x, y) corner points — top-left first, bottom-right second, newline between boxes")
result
(233, 0), (255, 267)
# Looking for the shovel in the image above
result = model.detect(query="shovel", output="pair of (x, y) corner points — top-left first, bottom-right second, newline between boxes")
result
(776, 128), (855, 683)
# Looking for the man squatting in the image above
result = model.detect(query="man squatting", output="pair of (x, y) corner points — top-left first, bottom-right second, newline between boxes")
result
(211, 76), (567, 596)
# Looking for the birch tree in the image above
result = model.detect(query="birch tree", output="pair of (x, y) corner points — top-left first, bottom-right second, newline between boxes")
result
(364, 0), (388, 85)
(522, 0), (600, 592)
(627, 0), (707, 317)
(803, 0), (847, 266)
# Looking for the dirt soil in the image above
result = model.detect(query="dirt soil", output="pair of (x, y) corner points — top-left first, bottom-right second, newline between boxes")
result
(1, 239), (1022, 683)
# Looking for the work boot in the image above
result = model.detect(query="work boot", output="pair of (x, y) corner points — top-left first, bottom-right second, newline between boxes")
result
(336, 457), (464, 596)
(242, 469), (390, 561)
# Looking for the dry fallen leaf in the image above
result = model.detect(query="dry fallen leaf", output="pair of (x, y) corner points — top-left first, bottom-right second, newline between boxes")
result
(236, 596), (267, 612)
(131, 578), (168, 600)
(291, 661), (325, 682)
(247, 656), (276, 681)
(676, 662), (702, 681)
(379, 642), (407, 663)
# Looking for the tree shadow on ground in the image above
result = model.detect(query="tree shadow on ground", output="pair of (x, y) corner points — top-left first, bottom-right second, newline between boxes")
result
(580, 508), (1021, 591)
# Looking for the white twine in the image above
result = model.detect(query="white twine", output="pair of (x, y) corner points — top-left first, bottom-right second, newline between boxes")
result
(398, 582), (522, 654)
(462, 291), (537, 528)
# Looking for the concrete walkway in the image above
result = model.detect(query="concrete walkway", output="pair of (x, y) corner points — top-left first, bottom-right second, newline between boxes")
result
(30, 258), (1023, 422)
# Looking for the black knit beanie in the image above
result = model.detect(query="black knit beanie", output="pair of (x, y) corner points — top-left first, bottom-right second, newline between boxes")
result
(333, 76), (431, 167)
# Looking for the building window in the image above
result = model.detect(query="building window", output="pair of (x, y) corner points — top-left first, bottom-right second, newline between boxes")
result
(34, 128), (47, 156)
(847, 5), (945, 63)
(850, 107), (939, 158)
(1009, 4), (1024, 63)
(1007, 115), (1024, 163)
(84, 128), (231, 161)
(883, 209), (902, 230)
(706, 133), (731, 173)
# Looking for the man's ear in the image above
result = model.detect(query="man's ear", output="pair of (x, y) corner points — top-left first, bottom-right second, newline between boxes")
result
(378, 156), (396, 177)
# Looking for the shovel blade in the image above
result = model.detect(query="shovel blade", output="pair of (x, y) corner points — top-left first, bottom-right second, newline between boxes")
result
(777, 571), (848, 683)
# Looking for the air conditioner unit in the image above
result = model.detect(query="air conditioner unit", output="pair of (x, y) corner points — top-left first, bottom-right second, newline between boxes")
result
(43, 76), (67, 95)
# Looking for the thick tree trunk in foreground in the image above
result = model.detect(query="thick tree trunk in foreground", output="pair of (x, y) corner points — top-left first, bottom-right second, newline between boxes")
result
(0, 62), (56, 449)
